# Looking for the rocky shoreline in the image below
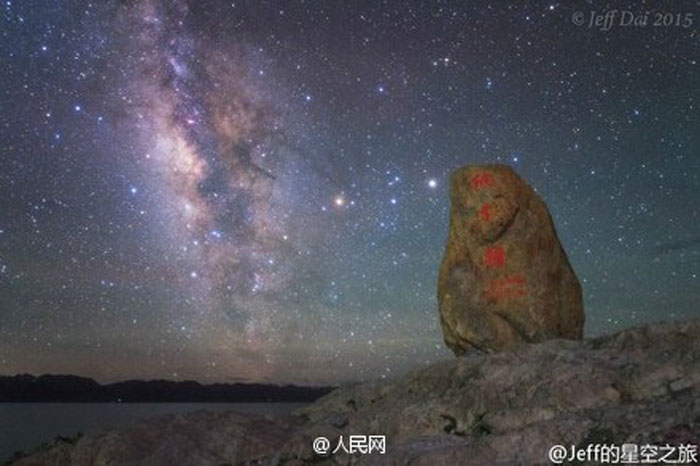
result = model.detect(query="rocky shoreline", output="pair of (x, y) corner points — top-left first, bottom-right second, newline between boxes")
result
(11, 318), (700, 465)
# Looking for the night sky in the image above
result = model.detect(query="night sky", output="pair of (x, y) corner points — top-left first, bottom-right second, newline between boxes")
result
(0, 1), (698, 385)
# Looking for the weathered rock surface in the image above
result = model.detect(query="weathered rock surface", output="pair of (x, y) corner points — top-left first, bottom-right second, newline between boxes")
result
(438, 164), (584, 355)
(12, 318), (700, 465)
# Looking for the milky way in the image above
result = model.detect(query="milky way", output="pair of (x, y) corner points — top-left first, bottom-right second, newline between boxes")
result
(129, 2), (309, 334)
(115, 1), (337, 380)
(0, 1), (698, 384)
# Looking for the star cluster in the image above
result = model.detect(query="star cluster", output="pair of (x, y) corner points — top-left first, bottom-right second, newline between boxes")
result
(0, 1), (698, 384)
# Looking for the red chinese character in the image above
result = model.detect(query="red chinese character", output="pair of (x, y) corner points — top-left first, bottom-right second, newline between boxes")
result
(479, 203), (492, 221)
(484, 246), (506, 268)
(471, 173), (494, 190)
(505, 275), (525, 285)
(482, 274), (527, 300)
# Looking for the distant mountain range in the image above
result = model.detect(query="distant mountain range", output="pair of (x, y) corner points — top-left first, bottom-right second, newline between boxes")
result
(0, 374), (335, 402)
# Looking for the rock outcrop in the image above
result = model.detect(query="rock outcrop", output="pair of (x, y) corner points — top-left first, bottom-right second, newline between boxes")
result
(11, 318), (700, 466)
(438, 164), (584, 355)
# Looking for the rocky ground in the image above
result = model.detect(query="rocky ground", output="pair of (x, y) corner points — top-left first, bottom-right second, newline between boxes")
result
(10, 318), (700, 465)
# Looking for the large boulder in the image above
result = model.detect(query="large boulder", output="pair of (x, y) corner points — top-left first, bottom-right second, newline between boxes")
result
(438, 164), (584, 355)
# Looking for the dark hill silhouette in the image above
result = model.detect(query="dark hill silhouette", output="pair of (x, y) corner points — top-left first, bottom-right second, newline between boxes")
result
(0, 374), (334, 402)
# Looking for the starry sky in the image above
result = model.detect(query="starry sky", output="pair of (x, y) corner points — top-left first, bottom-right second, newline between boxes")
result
(0, 1), (698, 385)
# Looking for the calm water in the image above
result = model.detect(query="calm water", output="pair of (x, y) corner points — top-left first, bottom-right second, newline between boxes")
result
(0, 402), (307, 463)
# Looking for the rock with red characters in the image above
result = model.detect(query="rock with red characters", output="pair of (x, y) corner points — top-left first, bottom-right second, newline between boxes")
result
(438, 164), (584, 355)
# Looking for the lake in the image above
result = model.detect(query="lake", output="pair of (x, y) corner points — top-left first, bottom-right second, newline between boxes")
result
(0, 402), (307, 464)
